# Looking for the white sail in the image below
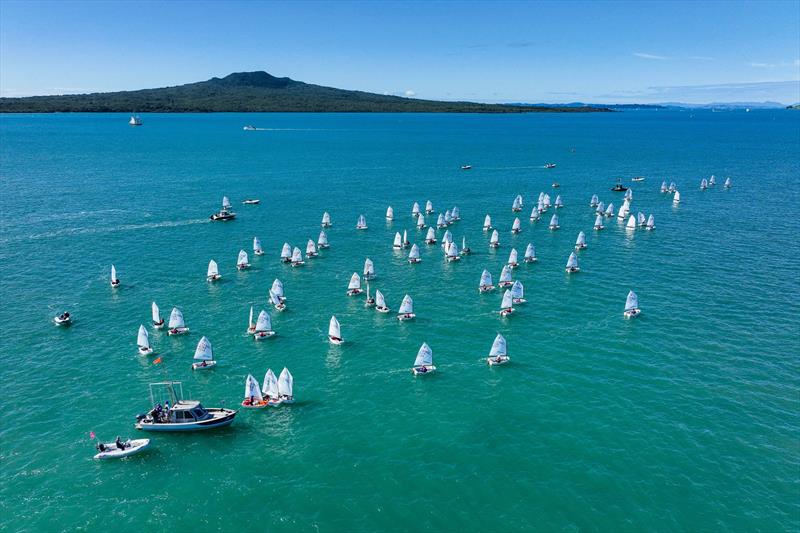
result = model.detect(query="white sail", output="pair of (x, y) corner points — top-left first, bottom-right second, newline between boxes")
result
(111, 264), (117, 281)
(137, 325), (149, 348)
(248, 306), (254, 329)
(673, 190), (681, 203)
(549, 214), (559, 227)
(508, 248), (518, 264)
(417, 214), (426, 228)
(207, 260), (219, 277)
(480, 269), (493, 288)
(530, 206), (539, 220)
(237, 250), (249, 267)
(269, 289), (282, 307)
(291, 247), (303, 262)
(555, 195), (563, 207)
(412, 202), (420, 216)
(700, 178), (708, 189)
(462, 236), (467, 250)
(446, 241), (459, 257)
(375, 289), (387, 308)
(626, 215), (636, 229)
(328, 315), (341, 338)
(409, 244), (420, 260)
(318, 230), (328, 246)
(590, 194), (599, 206)
(399, 294), (414, 314)
(255, 310), (271, 332)
(151, 302), (161, 323)
(222, 196), (232, 209)
(245, 374), (264, 402)
(426, 227), (436, 241)
(576, 231), (586, 246)
(660, 181), (667, 193)
(168, 307), (185, 329)
(262, 369), (279, 397)
(444, 210), (452, 223)
(566, 252), (579, 269)
(386, 206), (394, 219)
(306, 239), (317, 255)
(594, 215), (604, 228)
(490, 229), (499, 244)
(637, 212), (646, 226)
(281, 243), (292, 259)
(501, 289), (513, 309)
(724, 177), (731, 188)
(425, 200), (433, 213)
(348, 272), (361, 290)
(499, 265), (512, 285)
(512, 218), (521, 231)
(193, 336), (213, 361)
(452, 206), (460, 219)
(393, 232), (402, 247)
(625, 189), (632, 200)
(524, 243), (535, 260)
(322, 211), (331, 225)
(414, 343), (433, 366)
(483, 214), (492, 229)
(271, 279), (284, 299)
(605, 203), (614, 216)
(357, 214), (367, 227)
(253, 237), (263, 254)
(442, 230), (453, 244)
(437, 213), (446, 226)
(363, 258), (375, 277)
(543, 193), (551, 206)
(596, 201), (605, 214)
(278, 368), (293, 397)
(709, 175), (716, 186)
(489, 334), (507, 357)
(646, 214), (655, 228)
(511, 280), (524, 300)
(625, 290), (639, 311)
(403, 230), (408, 245)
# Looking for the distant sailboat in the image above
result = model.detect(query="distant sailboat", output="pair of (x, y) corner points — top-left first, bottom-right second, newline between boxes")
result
(393, 232), (403, 249)
(445, 241), (460, 262)
(386, 206), (394, 221)
(489, 229), (500, 248)
(487, 333), (509, 365)
(595, 201), (605, 215)
(425, 200), (434, 214)
(575, 231), (587, 250)
(425, 227), (437, 244)
(594, 215), (605, 231)
(417, 213), (426, 229)
(444, 210), (453, 225)
(253, 310), (275, 340)
(483, 214), (492, 231)
(637, 212), (646, 227)
(253, 237), (264, 256)
(479, 269), (495, 293)
(137, 325), (153, 356)
(565, 252), (580, 273)
(673, 190), (681, 204)
(277, 368), (294, 404)
(269, 289), (286, 312)
(318, 230), (330, 249)
(346, 273), (363, 295)
(280, 243), (292, 263)
(626, 215), (636, 230)
(271, 279), (286, 304)
(408, 243), (421, 263)
(191, 336), (216, 370)
(321, 212), (332, 227)
(624, 290), (641, 318)
(290, 247), (305, 267)
(669, 181), (677, 193)
(499, 289), (514, 317)
(437, 213), (447, 228)
(554, 195), (563, 208)
(604, 203), (615, 218)
(549, 214), (559, 230)
(110, 265), (120, 288)
(530, 206), (540, 221)
(700, 178), (708, 190)
(262, 369), (281, 405)
(207, 260), (221, 282)
(306, 239), (318, 258)
(617, 200), (630, 221)
(512, 194), (523, 212)
(129, 113), (142, 126)
(375, 289), (390, 313)
(168, 307), (189, 336)
(411, 343), (435, 375)
(403, 229), (410, 248)
(511, 217), (521, 234)
(590, 194), (599, 207)
(236, 250), (250, 271)
(646, 214), (655, 230)
(441, 230), (452, 249)
(498, 265), (513, 287)
(724, 177), (732, 188)
(511, 280), (525, 304)
(363, 258), (375, 280)
(660, 181), (668, 193)
(523, 243), (537, 263)
(460, 235), (471, 255)
(397, 294), (415, 321)
(507, 248), (519, 268)
(451, 206), (461, 221)
(356, 214), (368, 230)
(328, 315), (343, 344)
(242, 374), (267, 408)
(247, 305), (256, 334)
(151, 302), (164, 329)
(709, 175), (716, 186)
(412, 202), (421, 217)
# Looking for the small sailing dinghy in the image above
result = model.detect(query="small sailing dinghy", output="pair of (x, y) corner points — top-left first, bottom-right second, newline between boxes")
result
(135, 381), (236, 431)
(437, 213), (447, 228)
(393, 232), (403, 249)
(425, 227), (437, 244)
(347, 273), (363, 295)
(151, 302), (164, 329)
(328, 315), (344, 344)
(110, 265), (121, 288)
(290, 247), (305, 267)
(673, 190), (681, 205)
(397, 294), (415, 320)
(487, 333), (510, 365)
(375, 289), (390, 313)
(318, 230), (330, 249)
(637, 212), (647, 227)
(425, 200), (434, 214)
(479, 269), (495, 292)
(269, 289), (286, 312)
(444, 210), (453, 225)
(499, 289), (514, 317)
(617, 200), (630, 221)
(280, 243), (292, 263)
(408, 244), (422, 263)
(207, 260), (221, 282)
(403, 230), (410, 248)
(511, 280), (526, 304)
(412, 202), (421, 217)
(646, 215), (655, 230)
(271, 278), (286, 303)
(483, 214), (492, 231)
(363, 258), (376, 280)
(590, 194), (599, 207)
(386, 206), (394, 221)
(253, 237), (264, 256)
(594, 215), (605, 231)
(237, 250), (250, 271)
(253, 310), (275, 340)
(277, 368), (294, 404)
(93, 437), (150, 460)
(549, 214), (560, 230)
(168, 307), (189, 335)
(460, 236), (471, 255)
(54, 311), (71, 326)
(241, 374), (268, 408)
(305, 239), (319, 258)
(498, 265), (513, 287)
(137, 325), (154, 355)
(565, 252), (580, 273)
(554, 195), (563, 209)
(507, 248), (519, 268)
(262, 369), (282, 405)
(595, 201), (605, 215)
(321, 212), (332, 227)
(412, 343), (436, 375)
(445, 241), (460, 262)
(709, 175), (716, 187)
(669, 181), (676, 193)
(441, 230), (453, 250)
(700, 178), (708, 190)
(451, 206), (461, 221)
(512, 195), (523, 212)
(489, 229), (500, 248)
(623, 290), (641, 318)
(530, 206), (541, 221)
(625, 189), (633, 200)
(543, 193), (552, 208)
(660, 181), (668, 193)
(129, 113), (142, 126)
(365, 281), (376, 307)
(575, 231), (587, 250)
(523, 243), (537, 263)
(511, 217), (522, 234)
(417, 214), (426, 229)
(356, 214), (368, 230)
(724, 177), (732, 188)
(191, 336), (216, 370)
(210, 196), (236, 221)
(604, 203), (615, 218)
(247, 305), (256, 334)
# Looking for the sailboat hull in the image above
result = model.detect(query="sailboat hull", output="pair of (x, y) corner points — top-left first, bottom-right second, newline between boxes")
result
(168, 327), (190, 336)
(329, 336), (344, 345)
(253, 331), (276, 340)
(624, 309), (642, 319)
(192, 361), (217, 370)
(412, 365), (436, 375)
(138, 347), (154, 356)
(487, 356), (510, 366)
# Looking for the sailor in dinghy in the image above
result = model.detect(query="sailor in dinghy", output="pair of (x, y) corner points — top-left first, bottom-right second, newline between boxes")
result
(253, 310), (276, 340)
(236, 250), (250, 271)
(191, 336), (216, 370)
(626, 215), (637, 230)
(269, 289), (286, 312)
(328, 315), (344, 345)
(137, 325), (154, 355)
(321, 212), (332, 227)
(451, 206), (461, 221)
(604, 203), (615, 218)
(318, 230), (330, 249)
(523, 243), (537, 263)
(403, 230), (410, 248)
(110, 265), (121, 288)
(167, 307), (189, 335)
(460, 236), (471, 255)
(363, 258), (376, 280)
(262, 369), (282, 405)
(280, 243), (292, 263)
(365, 281), (376, 307)
(479, 269), (495, 293)
(393, 232), (403, 249)
(436, 213), (447, 229)
(375, 289), (390, 313)
(290, 247), (305, 267)
(417, 213), (426, 230)
(489, 229), (500, 248)
(425, 227), (437, 244)
(445, 241), (460, 262)
(483, 214), (492, 231)
(623, 290), (641, 318)
(247, 305), (256, 334)
(498, 265), (513, 287)
(151, 302), (165, 329)
(356, 214), (368, 230)
(411, 202), (421, 217)
(530, 206), (541, 221)
(271, 278), (287, 304)
(253, 237), (265, 256)
(724, 177), (732, 188)
(565, 252), (580, 273)
(594, 214), (605, 231)
(549, 214), (560, 230)
(397, 294), (415, 321)
(306, 239), (318, 258)
(673, 190), (681, 204)
(554, 195), (563, 208)
(507, 248), (519, 268)
(511, 217), (522, 234)
(646, 215), (655, 231)
(595, 201), (605, 215)
(575, 231), (587, 250)
(408, 244), (422, 263)
(277, 368), (294, 404)
(411, 343), (436, 375)
(54, 311), (72, 326)
(709, 175), (716, 187)
(512, 195), (523, 212)
(499, 289), (514, 317)
(241, 374), (269, 408)
(206, 260), (221, 282)
(487, 333), (510, 365)
(346, 273), (363, 296)
(637, 212), (647, 227)
(386, 206), (394, 221)
(425, 200), (434, 214)
(511, 280), (526, 304)
(590, 194), (599, 207)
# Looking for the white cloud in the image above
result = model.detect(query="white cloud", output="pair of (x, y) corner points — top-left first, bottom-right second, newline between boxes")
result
(404, 90), (416, 97)
(748, 62), (777, 68)
(690, 56), (715, 61)
(633, 52), (668, 60)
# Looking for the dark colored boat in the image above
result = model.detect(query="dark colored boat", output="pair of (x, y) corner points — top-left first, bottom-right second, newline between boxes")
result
(611, 178), (628, 192)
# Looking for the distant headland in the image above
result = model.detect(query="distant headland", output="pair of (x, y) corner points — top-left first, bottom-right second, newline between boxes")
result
(0, 71), (611, 113)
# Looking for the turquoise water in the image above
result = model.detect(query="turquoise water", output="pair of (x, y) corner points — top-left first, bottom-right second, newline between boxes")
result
(1, 111), (798, 532)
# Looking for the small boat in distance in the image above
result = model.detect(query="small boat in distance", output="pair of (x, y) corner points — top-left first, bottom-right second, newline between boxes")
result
(412, 202), (421, 217)
(262, 369), (281, 406)
(425, 227), (437, 244)
(487, 333), (510, 365)
(544, 163), (556, 169)
(709, 175), (716, 186)
(565, 252), (580, 273)
(356, 214), (368, 230)
(673, 190), (681, 205)
(280, 243), (292, 263)
(511, 217), (522, 234)
(247, 306), (256, 334)
(54, 311), (72, 326)
(290, 247), (305, 267)
(483, 214), (492, 231)
(386, 206), (394, 221)
(269, 289), (286, 312)
(253, 310), (275, 340)
(321, 212), (332, 227)
(507, 248), (519, 268)
(243, 125), (261, 131)
(306, 239), (318, 258)
(425, 200), (434, 214)
(549, 214), (560, 230)
(523, 243), (537, 263)
(393, 232), (403, 249)
(318, 230), (330, 249)
(328, 315), (343, 345)
(253, 237), (264, 256)
(210, 196), (236, 221)
(365, 281), (376, 307)
(152, 302), (164, 329)
(611, 178), (628, 192)
(167, 307), (189, 335)
(363, 258), (375, 280)
(236, 250), (250, 271)
(347, 273), (363, 296)
(511, 280), (526, 304)
(700, 178), (708, 190)
(632, 176), (646, 182)
(575, 231), (587, 250)
(489, 229), (500, 248)
(129, 113), (142, 126)
(110, 265), (120, 288)
(479, 269), (495, 293)
(137, 325), (153, 356)
(408, 244), (421, 263)
(241, 374), (268, 408)
(554, 195), (563, 208)
(512, 195), (523, 212)
(461, 164), (472, 170)
(207, 260), (221, 282)
(646, 215), (655, 230)
(242, 199), (260, 205)
(397, 294), (415, 321)
(412, 343), (436, 375)
(375, 289), (390, 313)
(590, 194), (599, 207)
(191, 336), (216, 370)
(624, 290), (641, 318)
(277, 368), (294, 404)
(594, 215), (605, 231)
(460, 236), (471, 255)
(498, 265), (513, 288)
(499, 289), (514, 317)
(724, 177), (732, 188)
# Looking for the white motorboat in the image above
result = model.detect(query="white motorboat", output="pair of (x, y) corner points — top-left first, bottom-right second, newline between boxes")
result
(191, 336), (217, 370)
(328, 315), (343, 344)
(397, 294), (415, 321)
(242, 199), (260, 205)
(210, 196), (236, 221)
(412, 343), (436, 375)
(487, 333), (509, 365)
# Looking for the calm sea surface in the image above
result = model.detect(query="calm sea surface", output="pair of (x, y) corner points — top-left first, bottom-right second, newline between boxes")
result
(1, 111), (798, 532)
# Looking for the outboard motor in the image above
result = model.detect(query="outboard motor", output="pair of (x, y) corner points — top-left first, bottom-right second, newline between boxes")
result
(135, 413), (147, 423)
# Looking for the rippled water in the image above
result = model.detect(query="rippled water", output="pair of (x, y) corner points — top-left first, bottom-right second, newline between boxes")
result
(1, 111), (798, 531)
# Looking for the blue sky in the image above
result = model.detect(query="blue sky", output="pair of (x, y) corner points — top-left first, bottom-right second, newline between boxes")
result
(1, 0), (798, 103)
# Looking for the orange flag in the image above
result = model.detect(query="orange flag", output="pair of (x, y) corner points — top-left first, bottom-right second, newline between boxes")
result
(153, 357), (162, 364)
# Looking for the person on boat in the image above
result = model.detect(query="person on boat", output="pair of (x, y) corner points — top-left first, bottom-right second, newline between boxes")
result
(245, 395), (255, 406)
(330, 336), (342, 343)
(418, 365), (428, 373)
(97, 442), (106, 452)
(200, 361), (207, 367)
(115, 436), (126, 450)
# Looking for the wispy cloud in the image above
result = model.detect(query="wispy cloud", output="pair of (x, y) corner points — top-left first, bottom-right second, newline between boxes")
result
(633, 52), (668, 60)
(748, 62), (777, 68)
(690, 56), (715, 61)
